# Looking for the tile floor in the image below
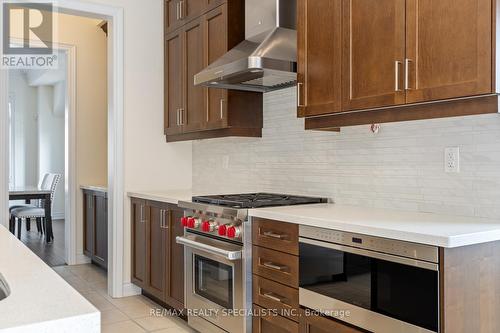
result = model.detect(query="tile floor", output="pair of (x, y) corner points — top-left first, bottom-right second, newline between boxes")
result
(53, 264), (195, 333)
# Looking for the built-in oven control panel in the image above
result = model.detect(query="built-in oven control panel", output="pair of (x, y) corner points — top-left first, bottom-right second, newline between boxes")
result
(180, 210), (244, 242)
(299, 225), (439, 263)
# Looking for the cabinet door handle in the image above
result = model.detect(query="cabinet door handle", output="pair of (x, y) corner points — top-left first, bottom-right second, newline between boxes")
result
(262, 261), (286, 271)
(262, 292), (284, 303)
(297, 82), (304, 107)
(161, 210), (169, 229)
(140, 205), (145, 223)
(176, 2), (180, 20)
(395, 61), (402, 92)
(263, 230), (284, 239)
(180, 108), (185, 125)
(220, 99), (225, 119)
(405, 58), (412, 90)
(179, 0), (184, 19)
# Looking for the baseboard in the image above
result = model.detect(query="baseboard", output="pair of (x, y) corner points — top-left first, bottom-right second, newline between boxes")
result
(122, 282), (141, 297)
(75, 254), (91, 265)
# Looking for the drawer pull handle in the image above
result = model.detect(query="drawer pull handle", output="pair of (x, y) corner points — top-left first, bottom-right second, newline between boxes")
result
(263, 292), (284, 303)
(263, 231), (285, 239)
(262, 261), (286, 271)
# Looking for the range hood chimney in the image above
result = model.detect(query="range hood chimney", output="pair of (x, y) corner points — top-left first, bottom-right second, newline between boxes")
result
(194, 0), (297, 93)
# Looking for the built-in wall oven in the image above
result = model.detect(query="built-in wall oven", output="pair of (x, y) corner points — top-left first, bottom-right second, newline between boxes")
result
(299, 225), (440, 333)
(177, 230), (251, 333)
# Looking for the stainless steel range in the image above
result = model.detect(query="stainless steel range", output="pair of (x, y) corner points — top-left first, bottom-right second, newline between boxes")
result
(176, 193), (326, 333)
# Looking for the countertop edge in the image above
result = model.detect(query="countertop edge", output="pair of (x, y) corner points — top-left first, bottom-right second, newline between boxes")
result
(248, 208), (500, 248)
(126, 190), (193, 205)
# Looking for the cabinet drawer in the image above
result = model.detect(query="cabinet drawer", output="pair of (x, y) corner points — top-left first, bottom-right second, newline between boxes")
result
(299, 309), (367, 333)
(253, 275), (299, 322)
(253, 305), (299, 333)
(253, 246), (298, 288)
(252, 218), (299, 255)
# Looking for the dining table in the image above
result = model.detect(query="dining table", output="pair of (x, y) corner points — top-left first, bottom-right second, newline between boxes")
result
(9, 186), (54, 243)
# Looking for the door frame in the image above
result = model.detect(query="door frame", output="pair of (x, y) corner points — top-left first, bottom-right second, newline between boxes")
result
(0, 1), (128, 298)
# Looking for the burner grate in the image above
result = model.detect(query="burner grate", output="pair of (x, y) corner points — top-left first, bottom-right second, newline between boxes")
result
(192, 193), (326, 209)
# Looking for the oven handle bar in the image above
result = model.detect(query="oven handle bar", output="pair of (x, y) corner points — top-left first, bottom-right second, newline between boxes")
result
(299, 237), (439, 271)
(176, 236), (242, 261)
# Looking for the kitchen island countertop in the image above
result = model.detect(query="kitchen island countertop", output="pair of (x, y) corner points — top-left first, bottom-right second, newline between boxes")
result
(0, 226), (99, 332)
(249, 203), (500, 248)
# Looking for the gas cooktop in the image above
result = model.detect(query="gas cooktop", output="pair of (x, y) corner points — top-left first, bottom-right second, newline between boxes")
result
(191, 193), (327, 209)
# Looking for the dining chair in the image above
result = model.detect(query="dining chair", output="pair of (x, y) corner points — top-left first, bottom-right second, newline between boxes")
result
(10, 174), (61, 240)
(9, 173), (50, 233)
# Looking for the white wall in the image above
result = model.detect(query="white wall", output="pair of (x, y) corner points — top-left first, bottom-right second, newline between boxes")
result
(77, 0), (193, 284)
(37, 85), (65, 218)
(8, 71), (38, 188)
(193, 87), (500, 220)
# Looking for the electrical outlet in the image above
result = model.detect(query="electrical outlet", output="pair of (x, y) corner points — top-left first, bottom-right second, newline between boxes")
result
(222, 155), (230, 170)
(444, 147), (460, 173)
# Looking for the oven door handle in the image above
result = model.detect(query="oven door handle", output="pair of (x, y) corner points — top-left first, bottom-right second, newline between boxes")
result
(176, 236), (242, 261)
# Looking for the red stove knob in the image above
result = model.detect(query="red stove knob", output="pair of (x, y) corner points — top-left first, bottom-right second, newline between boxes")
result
(181, 217), (189, 227)
(188, 218), (200, 228)
(227, 226), (241, 239)
(218, 224), (227, 236)
(202, 221), (210, 232)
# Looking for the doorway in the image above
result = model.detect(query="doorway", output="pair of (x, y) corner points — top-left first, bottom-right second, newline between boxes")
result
(0, 1), (126, 298)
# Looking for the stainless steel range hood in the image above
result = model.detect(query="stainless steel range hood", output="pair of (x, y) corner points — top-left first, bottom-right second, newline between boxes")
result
(194, 0), (297, 93)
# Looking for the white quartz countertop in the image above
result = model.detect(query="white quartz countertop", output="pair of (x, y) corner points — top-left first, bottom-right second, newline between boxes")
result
(0, 226), (100, 332)
(80, 185), (107, 192)
(249, 204), (500, 248)
(127, 189), (194, 205)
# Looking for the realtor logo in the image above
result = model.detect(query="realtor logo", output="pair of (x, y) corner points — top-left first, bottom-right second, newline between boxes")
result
(2, 2), (57, 69)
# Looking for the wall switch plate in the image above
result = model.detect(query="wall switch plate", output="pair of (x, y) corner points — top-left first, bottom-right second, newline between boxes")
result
(222, 155), (230, 170)
(444, 147), (460, 173)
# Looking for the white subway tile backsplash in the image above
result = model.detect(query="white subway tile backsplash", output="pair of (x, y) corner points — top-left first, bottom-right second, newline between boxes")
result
(193, 87), (500, 219)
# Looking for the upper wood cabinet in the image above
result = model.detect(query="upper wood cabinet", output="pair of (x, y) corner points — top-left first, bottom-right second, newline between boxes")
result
(164, 0), (206, 34)
(342, 0), (407, 111)
(297, 0), (342, 117)
(299, 0), (497, 127)
(165, 29), (184, 136)
(405, 0), (492, 103)
(164, 1), (263, 142)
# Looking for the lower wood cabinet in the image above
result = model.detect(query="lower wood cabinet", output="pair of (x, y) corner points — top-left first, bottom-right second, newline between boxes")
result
(253, 305), (299, 333)
(131, 198), (184, 309)
(299, 311), (366, 333)
(83, 189), (108, 270)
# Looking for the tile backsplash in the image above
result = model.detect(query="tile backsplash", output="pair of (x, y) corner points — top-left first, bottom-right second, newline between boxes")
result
(193, 87), (500, 219)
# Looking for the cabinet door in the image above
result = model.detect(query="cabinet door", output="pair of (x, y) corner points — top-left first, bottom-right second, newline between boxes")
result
(165, 29), (184, 135)
(204, 5), (229, 129)
(182, 0), (206, 22)
(253, 305), (299, 333)
(342, 0), (406, 111)
(165, 206), (185, 309)
(94, 194), (108, 268)
(83, 192), (94, 257)
(183, 18), (207, 133)
(131, 198), (147, 289)
(297, 0), (342, 117)
(405, 0), (492, 103)
(165, 0), (181, 33)
(300, 312), (365, 333)
(145, 201), (168, 301)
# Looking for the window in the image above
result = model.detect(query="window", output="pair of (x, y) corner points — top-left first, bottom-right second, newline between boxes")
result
(8, 94), (15, 187)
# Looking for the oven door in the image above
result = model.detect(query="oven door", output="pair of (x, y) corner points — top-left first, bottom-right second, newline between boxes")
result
(299, 237), (440, 333)
(177, 234), (243, 333)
